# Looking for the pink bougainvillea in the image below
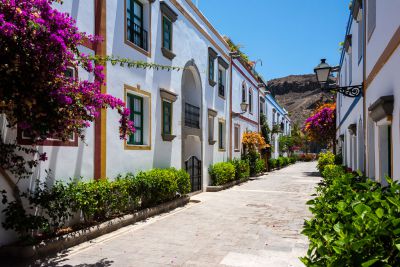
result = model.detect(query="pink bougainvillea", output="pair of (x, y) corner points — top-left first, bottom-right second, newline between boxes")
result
(0, 0), (135, 143)
(303, 103), (336, 148)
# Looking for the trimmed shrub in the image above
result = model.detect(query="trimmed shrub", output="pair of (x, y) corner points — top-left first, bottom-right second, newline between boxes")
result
(301, 166), (400, 266)
(277, 157), (285, 168)
(1, 168), (190, 240)
(268, 158), (277, 170)
(230, 158), (250, 181)
(242, 150), (262, 176)
(209, 162), (236, 186)
(317, 151), (335, 173)
(254, 158), (265, 174)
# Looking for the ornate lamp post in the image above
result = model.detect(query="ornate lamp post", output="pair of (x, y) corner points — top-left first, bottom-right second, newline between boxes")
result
(314, 59), (363, 97)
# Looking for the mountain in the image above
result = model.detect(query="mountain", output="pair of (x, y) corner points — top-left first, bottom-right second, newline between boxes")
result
(267, 74), (333, 127)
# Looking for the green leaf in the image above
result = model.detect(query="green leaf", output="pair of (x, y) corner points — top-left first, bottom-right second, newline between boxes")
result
(354, 203), (371, 216)
(375, 208), (384, 218)
(396, 244), (400, 251)
(362, 259), (379, 267)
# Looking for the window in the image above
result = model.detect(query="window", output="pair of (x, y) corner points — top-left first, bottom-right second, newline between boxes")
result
(349, 52), (352, 84)
(208, 55), (214, 82)
(242, 83), (246, 103)
(378, 125), (392, 184)
(218, 69), (225, 97)
(367, 0), (376, 41)
(162, 16), (172, 51)
(126, 0), (148, 51)
(208, 116), (214, 143)
(249, 89), (253, 114)
(218, 120), (225, 150)
(358, 16), (363, 63)
(185, 103), (200, 128)
(234, 124), (240, 151)
(208, 47), (217, 86)
(162, 100), (172, 135)
(259, 99), (265, 115)
(128, 94), (144, 145)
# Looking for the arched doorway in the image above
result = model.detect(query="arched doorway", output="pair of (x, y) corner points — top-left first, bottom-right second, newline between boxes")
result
(181, 60), (203, 192)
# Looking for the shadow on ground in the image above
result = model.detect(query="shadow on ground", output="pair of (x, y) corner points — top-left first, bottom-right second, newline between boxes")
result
(303, 171), (320, 177)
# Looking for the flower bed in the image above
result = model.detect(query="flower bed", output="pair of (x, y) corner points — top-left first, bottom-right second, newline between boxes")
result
(1, 168), (191, 244)
(301, 160), (400, 266)
(268, 156), (297, 171)
(207, 159), (253, 191)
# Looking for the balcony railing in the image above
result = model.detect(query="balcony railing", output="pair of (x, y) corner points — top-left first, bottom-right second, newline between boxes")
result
(127, 19), (148, 51)
(185, 103), (200, 128)
(218, 83), (225, 97)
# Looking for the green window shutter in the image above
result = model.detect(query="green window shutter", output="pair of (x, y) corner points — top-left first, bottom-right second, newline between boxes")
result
(128, 94), (144, 145)
(162, 16), (172, 50)
(209, 56), (214, 81)
(162, 101), (172, 134)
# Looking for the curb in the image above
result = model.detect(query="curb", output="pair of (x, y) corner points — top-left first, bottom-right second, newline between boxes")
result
(0, 196), (190, 259)
(206, 178), (250, 192)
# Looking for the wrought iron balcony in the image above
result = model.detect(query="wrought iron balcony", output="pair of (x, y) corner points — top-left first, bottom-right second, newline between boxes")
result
(127, 19), (148, 51)
(185, 103), (200, 128)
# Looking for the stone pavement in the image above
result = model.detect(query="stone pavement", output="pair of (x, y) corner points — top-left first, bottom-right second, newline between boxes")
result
(33, 161), (320, 267)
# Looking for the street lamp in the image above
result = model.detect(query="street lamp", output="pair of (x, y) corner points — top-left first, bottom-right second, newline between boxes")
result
(232, 102), (249, 117)
(313, 58), (363, 97)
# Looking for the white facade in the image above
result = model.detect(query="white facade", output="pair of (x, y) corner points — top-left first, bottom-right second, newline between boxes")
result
(0, 0), (293, 246)
(337, 0), (400, 183)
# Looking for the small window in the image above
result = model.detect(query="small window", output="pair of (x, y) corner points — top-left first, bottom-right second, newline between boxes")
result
(218, 120), (225, 150)
(208, 55), (215, 82)
(162, 100), (172, 135)
(242, 84), (246, 103)
(234, 124), (240, 151)
(208, 115), (214, 142)
(128, 94), (144, 145)
(367, 0), (376, 41)
(218, 69), (225, 97)
(162, 16), (172, 51)
(126, 0), (148, 51)
(249, 89), (253, 114)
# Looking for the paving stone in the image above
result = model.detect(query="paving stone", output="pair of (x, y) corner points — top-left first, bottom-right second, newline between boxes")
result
(30, 162), (319, 267)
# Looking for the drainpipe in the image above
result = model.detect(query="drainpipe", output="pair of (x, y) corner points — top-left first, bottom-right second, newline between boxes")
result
(228, 54), (233, 160)
(362, 0), (367, 175)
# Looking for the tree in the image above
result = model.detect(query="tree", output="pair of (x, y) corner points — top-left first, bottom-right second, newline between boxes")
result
(303, 103), (336, 151)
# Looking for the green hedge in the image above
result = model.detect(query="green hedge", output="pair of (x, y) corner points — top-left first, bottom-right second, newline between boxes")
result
(1, 168), (191, 240)
(268, 158), (277, 169)
(268, 156), (296, 171)
(301, 165), (400, 266)
(230, 158), (250, 181)
(317, 151), (335, 173)
(255, 158), (265, 174)
(209, 162), (236, 186)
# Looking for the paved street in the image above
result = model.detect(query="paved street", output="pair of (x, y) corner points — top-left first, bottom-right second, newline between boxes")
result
(36, 162), (320, 267)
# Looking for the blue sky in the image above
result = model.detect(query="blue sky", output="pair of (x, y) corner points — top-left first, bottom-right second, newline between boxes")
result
(197, 0), (350, 80)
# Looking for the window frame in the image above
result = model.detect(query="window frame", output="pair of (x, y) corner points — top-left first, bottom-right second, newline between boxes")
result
(17, 66), (79, 147)
(208, 55), (215, 82)
(128, 94), (144, 145)
(162, 99), (172, 135)
(218, 119), (226, 151)
(248, 89), (253, 114)
(218, 68), (225, 98)
(162, 15), (172, 51)
(124, 84), (152, 150)
(125, 0), (151, 57)
(234, 124), (241, 152)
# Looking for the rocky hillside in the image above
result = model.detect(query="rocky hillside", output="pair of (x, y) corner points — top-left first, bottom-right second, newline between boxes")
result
(267, 74), (333, 127)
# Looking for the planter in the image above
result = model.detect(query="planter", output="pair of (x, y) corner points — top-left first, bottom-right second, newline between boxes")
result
(206, 177), (250, 192)
(0, 196), (190, 259)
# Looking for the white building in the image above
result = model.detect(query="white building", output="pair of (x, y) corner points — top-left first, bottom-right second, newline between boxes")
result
(264, 93), (291, 158)
(0, 0), (293, 245)
(337, 0), (400, 183)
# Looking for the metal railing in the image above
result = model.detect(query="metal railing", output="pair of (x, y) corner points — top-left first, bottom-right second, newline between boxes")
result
(127, 19), (148, 51)
(185, 103), (200, 128)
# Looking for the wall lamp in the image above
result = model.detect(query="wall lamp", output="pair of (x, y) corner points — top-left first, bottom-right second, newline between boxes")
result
(314, 58), (362, 97)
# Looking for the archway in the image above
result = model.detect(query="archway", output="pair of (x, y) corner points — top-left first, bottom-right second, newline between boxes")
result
(181, 60), (203, 192)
